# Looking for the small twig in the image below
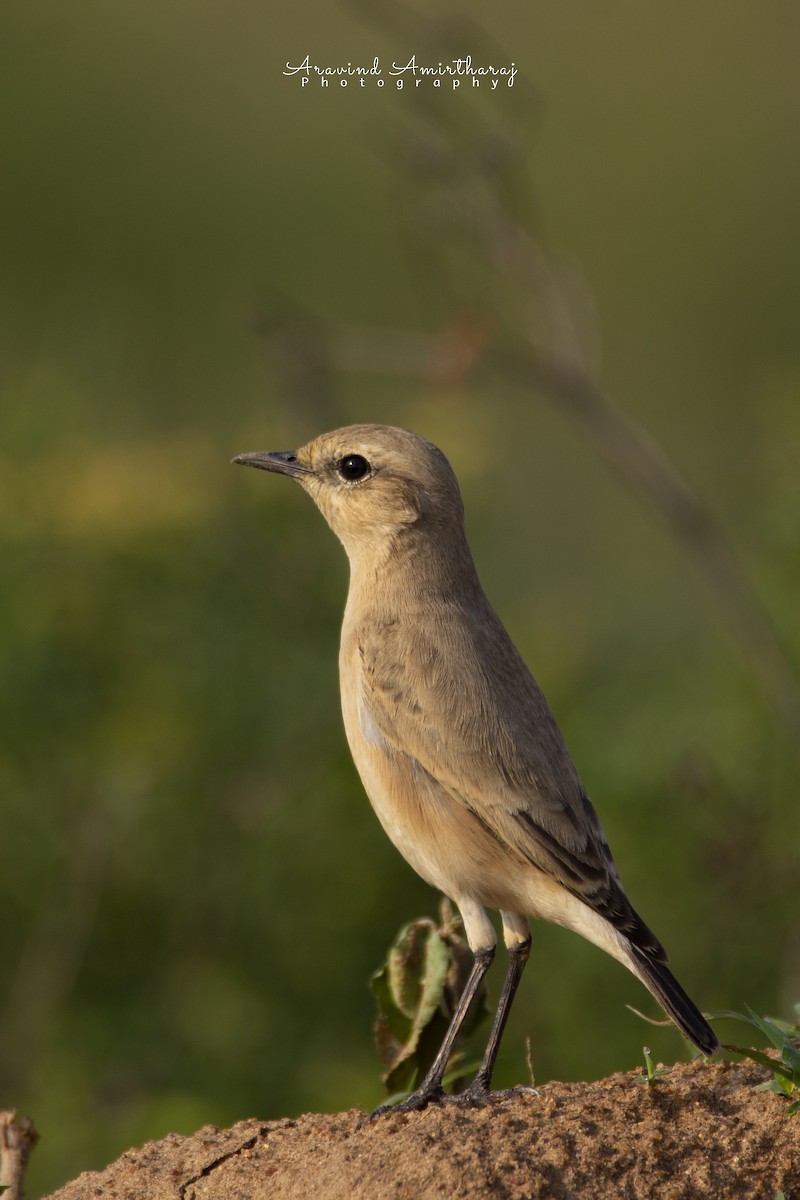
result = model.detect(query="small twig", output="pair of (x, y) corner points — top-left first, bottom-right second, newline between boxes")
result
(0, 1112), (39, 1200)
(625, 1004), (673, 1029)
(524, 1036), (536, 1089)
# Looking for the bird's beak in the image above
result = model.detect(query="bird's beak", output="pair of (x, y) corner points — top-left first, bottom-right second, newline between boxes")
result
(231, 450), (309, 479)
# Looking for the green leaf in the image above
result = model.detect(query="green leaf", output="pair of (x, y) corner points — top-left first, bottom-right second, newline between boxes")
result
(386, 919), (433, 1018)
(722, 1044), (797, 1083)
(756, 1077), (793, 1099)
(416, 931), (452, 1028)
(744, 1008), (800, 1071)
(370, 906), (489, 1095)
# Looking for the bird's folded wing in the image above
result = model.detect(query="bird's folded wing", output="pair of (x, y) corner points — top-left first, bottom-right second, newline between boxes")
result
(357, 611), (664, 956)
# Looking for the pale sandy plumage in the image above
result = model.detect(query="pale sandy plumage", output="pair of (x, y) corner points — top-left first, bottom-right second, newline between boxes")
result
(234, 423), (718, 1112)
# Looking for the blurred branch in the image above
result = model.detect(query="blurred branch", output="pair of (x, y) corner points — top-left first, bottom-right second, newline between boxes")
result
(0, 1112), (38, 1200)
(511, 356), (800, 751)
(262, 296), (800, 750)
(329, 318), (800, 751)
(265, 0), (800, 751)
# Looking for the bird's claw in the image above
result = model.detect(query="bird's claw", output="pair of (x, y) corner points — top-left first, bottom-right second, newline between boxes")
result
(356, 1085), (446, 1127)
(443, 1082), (538, 1108)
(441, 1082), (493, 1107)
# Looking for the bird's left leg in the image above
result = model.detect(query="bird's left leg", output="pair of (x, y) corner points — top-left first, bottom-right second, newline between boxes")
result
(452, 911), (531, 1105)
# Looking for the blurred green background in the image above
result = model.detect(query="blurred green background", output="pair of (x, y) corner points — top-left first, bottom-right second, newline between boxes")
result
(1, 1), (799, 1193)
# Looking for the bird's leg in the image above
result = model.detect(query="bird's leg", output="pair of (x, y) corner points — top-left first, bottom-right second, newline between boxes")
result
(452, 934), (532, 1105)
(365, 945), (496, 1120)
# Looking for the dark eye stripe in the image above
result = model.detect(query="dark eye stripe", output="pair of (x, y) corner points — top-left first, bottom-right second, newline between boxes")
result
(338, 454), (371, 482)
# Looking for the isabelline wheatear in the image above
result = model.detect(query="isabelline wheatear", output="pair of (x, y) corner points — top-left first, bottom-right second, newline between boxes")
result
(234, 424), (718, 1113)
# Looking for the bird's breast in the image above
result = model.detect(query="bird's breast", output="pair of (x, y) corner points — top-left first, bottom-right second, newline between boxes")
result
(338, 620), (529, 911)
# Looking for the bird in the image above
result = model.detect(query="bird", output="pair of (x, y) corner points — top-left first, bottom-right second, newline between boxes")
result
(232, 423), (719, 1114)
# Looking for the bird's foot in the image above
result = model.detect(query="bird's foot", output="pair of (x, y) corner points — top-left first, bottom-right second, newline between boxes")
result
(357, 1084), (445, 1127)
(442, 1081), (539, 1108)
(356, 1080), (539, 1127)
(441, 1078), (493, 1108)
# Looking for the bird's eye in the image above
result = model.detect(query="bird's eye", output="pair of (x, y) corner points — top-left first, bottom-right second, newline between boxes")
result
(337, 454), (371, 482)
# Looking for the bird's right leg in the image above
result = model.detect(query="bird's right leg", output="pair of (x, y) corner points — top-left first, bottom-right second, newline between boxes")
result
(456, 934), (531, 1102)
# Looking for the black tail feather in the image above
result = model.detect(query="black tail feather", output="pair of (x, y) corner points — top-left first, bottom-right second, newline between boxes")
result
(628, 945), (719, 1057)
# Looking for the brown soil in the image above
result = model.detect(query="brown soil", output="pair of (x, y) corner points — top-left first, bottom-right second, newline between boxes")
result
(45, 1058), (798, 1200)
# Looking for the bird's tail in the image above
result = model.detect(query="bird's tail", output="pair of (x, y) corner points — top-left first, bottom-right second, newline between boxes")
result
(627, 944), (719, 1057)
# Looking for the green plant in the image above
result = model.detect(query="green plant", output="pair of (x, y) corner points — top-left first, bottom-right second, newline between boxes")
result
(370, 900), (489, 1096)
(634, 1045), (671, 1088)
(716, 1006), (800, 1115)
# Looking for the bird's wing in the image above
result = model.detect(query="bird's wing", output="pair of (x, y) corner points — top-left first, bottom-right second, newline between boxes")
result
(356, 601), (664, 957)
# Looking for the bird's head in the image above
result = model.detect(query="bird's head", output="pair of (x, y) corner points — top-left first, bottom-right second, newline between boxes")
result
(233, 424), (466, 567)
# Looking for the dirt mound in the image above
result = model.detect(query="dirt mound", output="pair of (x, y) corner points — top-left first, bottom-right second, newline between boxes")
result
(45, 1058), (798, 1200)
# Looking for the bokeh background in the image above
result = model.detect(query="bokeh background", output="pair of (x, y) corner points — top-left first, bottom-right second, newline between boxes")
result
(2, 1), (799, 1193)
